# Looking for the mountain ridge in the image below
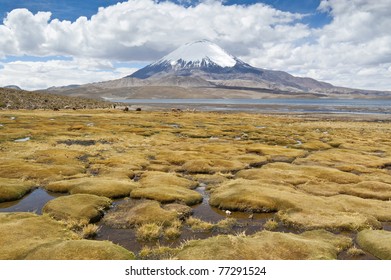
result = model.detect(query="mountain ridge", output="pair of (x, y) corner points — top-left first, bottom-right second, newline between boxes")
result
(46, 40), (391, 99)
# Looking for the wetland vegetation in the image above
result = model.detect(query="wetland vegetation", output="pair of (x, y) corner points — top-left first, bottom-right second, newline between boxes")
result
(1, 109), (391, 259)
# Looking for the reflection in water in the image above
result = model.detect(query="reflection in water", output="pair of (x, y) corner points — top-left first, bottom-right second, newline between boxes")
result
(0, 188), (63, 214)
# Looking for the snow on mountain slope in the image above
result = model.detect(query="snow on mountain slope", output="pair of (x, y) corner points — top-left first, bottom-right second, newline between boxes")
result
(127, 40), (336, 92)
(154, 40), (237, 68)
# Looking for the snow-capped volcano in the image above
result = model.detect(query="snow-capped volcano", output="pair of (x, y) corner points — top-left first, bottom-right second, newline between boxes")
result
(129, 40), (263, 79)
(48, 41), (389, 98)
(155, 40), (237, 68)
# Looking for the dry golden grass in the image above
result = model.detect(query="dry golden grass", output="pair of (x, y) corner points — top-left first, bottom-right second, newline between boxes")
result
(238, 162), (360, 185)
(103, 200), (178, 228)
(263, 219), (279, 231)
(0, 178), (35, 202)
(210, 178), (389, 231)
(0, 159), (85, 183)
(186, 217), (214, 232)
(346, 246), (365, 257)
(164, 220), (182, 240)
(46, 177), (137, 198)
(131, 185), (202, 205)
(0, 212), (134, 259)
(81, 224), (100, 239)
(2, 109), (391, 259)
(136, 223), (163, 241)
(174, 230), (352, 260)
(25, 240), (135, 260)
(139, 245), (176, 260)
(0, 212), (77, 259)
(356, 230), (391, 260)
(42, 194), (112, 223)
(162, 203), (193, 219)
(139, 171), (197, 189)
(129, 171), (202, 205)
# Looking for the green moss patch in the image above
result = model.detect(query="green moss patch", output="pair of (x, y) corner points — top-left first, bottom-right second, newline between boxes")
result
(42, 194), (112, 223)
(175, 230), (351, 260)
(357, 230), (391, 260)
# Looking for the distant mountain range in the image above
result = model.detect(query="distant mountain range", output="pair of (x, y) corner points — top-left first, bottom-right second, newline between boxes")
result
(47, 40), (390, 99)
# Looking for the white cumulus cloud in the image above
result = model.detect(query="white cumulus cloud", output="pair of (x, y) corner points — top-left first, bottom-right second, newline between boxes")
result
(0, 0), (390, 91)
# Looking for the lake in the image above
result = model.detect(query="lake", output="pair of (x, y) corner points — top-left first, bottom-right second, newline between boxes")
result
(111, 98), (391, 114)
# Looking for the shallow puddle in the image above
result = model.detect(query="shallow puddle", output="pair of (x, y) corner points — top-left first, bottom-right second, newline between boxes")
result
(95, 186), (277, 256)
(2, 184), (390, 260)
(0, 188), (64, 214)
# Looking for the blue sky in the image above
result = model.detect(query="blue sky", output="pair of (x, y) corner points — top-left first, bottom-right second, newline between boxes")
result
(0, 0), (390, 91)
(0, 0), (330, 27)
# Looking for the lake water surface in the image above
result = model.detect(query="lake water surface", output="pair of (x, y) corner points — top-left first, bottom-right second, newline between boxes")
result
(112, 98), (391, 114)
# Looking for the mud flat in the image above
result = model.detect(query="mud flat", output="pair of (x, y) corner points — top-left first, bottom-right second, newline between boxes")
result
(1, 109), (391, 259)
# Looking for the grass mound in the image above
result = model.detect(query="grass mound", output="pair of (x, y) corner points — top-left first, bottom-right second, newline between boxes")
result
(0, 159), (84, 183)
(25, 240), (135, 260)
(175, 230), (351, 260)
(0, 212), (78, 259)
(0, 178), (35, 202)
(45, 177), (137, 198)
(139, 171), (197, 189)
(357, 230), (391, 260)
(103, 200), (179, 228)
(131, 186), (202, 205)
(180, 159), (246, 174)
(130, 171), (202, 205)
(210, 179), (388, 231)
(42, 194), (112, 223)
(237, 162), (360, 185)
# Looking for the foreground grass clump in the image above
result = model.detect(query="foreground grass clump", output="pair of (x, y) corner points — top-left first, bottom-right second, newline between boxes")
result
(131, 185), (202, 205)
(46, 177), (137, 198)
(25, 240), (135, 260)
(210, 179), (388, 231)
(103, 200), (179, 228)
(0, 212), (134, 260)
(174, 230), (352, 260)
(0, 159), (84, 183)
(42, 194), (112, 223)
(263, 219), (279, 231)
(131, 171), (202, 205)
(237, 162), (360, 185)
(186, 217), (214, 232)
(356, 230), (391, 260)
(0, 178), (35, 202)
(2, 109), (391, 259)
(81, 224), (100, 239)
(136, 223), (163, 241)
